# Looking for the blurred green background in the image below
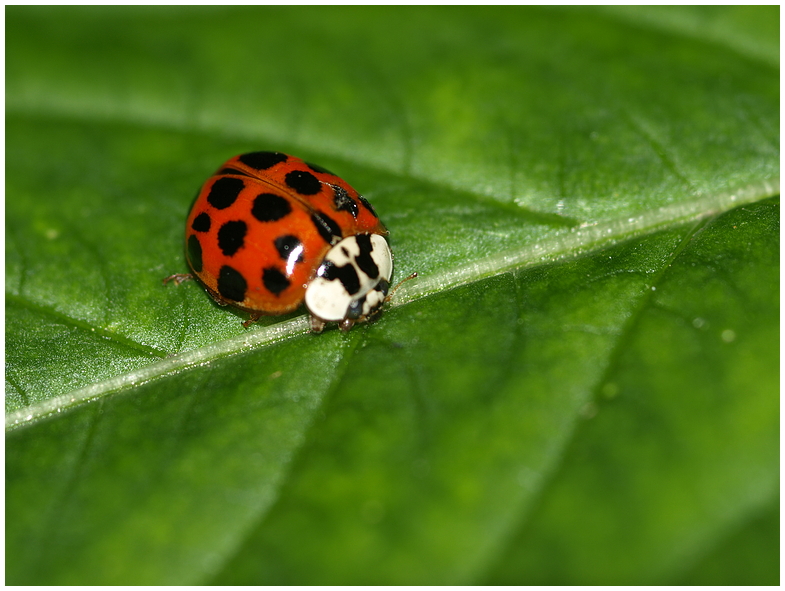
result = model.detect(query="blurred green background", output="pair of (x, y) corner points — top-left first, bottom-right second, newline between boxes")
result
(6, 6), (779, 585)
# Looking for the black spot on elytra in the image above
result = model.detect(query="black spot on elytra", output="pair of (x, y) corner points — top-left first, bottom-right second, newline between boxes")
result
(217, 220), (247, 256)
(311, 211), (343, 244)
(332, 185), (359, 218)
(252, 193), (291, 222)
(187, 235), (203, 273)
(354, 234), (380, 279)
(238, 151), (288, 170)
(207, 177), (245, 210)
(191, 212), (211, 233)
(263, 267), (290, 295)
(274, 235), (304, 264)
(321, 260), (361, 295)
(217, 265), (247, 302)
(358, 195), (379, 218)
(285, 170), (321, 195)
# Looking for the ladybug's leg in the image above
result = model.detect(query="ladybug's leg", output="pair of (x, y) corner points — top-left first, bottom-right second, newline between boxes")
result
(310, 316), (326, 334)
(163, 273), (193, 286)
(242, 314), (262, 329)
(338, 318), (355, 332)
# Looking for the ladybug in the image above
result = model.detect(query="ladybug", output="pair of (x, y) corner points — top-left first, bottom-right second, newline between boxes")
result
(167, 151), (406, 332)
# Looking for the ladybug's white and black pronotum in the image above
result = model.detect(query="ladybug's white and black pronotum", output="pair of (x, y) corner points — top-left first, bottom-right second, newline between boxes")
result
(166, 151), (405, 332)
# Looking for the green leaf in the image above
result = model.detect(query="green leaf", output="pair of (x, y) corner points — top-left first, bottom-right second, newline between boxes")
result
(6, 6), (778, 585)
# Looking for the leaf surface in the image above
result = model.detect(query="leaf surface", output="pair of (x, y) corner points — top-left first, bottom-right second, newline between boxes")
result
(5, 6), (779, 585)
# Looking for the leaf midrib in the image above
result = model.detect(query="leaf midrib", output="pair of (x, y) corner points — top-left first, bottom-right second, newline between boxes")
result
(7, 176), (778, 432)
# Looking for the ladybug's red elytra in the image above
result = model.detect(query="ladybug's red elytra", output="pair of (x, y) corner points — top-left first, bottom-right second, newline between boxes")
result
(166, 151), (401, 332)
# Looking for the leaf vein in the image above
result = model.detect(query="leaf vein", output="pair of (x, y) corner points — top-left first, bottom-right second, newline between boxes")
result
(5, 292), (168, 359)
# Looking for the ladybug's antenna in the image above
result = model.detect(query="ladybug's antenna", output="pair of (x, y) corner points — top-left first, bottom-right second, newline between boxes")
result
(385, 272), (418, 304)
